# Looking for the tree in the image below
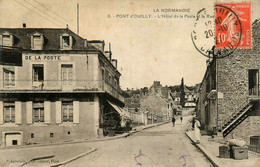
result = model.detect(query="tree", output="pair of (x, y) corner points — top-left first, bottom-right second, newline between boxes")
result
(180, 78), (185, 107)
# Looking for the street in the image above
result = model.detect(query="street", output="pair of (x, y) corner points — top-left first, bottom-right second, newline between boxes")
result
(62, 117), (212, 167)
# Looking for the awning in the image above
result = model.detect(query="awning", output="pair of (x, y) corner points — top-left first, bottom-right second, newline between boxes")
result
(107, 100), (130, 118)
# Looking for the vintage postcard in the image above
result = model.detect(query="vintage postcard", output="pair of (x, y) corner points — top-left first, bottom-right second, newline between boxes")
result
(0, 0), (259, 166)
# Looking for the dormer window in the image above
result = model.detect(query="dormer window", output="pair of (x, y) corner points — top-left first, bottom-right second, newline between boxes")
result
(0, 33), (14, 46)
(31, 32), (44, 50)
(60, 34), (73, 50)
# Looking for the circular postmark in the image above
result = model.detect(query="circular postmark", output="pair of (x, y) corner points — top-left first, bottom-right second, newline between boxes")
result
(191, 4), (242, 59)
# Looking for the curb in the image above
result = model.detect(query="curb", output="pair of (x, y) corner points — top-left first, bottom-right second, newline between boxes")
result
(1, 121), (170, 151)
(50, 147), (97, 167)
(20, 155), (55, 167)
(185, 132), (221, 167)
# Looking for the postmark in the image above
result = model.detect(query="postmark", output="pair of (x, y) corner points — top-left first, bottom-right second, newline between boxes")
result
(191, 3), (251, 59)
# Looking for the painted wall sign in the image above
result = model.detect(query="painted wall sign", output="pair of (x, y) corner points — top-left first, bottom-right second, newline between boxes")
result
(24, 55), (69, 61)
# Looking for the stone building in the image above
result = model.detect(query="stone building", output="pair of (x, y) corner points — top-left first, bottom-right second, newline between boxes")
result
(124, 81), (172, 125)
(0, 26), (124, 146)
(197, 20), (260, 144)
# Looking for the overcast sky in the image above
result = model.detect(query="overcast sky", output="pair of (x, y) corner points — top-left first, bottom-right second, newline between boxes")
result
(0, 0), (258, 89)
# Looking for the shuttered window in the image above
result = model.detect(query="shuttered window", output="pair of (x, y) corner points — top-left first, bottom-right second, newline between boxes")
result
(31, 34), (43, 50)
(62, 101), (73, 122)
(2, 34), (13, 46)
(3, 68), (15, 87)
(61, 64), (73, 86)
(3, 102), (15, 123)
(60, 35), (73, 50)
(33, 102), (44, 122)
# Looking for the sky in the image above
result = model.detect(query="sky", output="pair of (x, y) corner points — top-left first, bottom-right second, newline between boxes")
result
(0, 0), (259, 89)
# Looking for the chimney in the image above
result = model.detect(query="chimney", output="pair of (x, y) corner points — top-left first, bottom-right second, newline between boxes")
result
(84, 39), (88, 48)
(104, 43), (112, 61)
(112, 59), (117, 68)
(23, 23), (26, 28)
(88, 40), (105, 52)
(105, 51), (111, 61)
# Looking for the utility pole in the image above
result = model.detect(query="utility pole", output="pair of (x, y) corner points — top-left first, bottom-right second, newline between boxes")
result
(77, 3), (79, 35)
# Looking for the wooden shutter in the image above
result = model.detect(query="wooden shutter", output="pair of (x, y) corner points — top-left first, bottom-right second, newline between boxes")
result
(26, 101), (32, 124)
(60, 36), (63, 49)
(31, 35), (34, 49)
(10, 35), (14, 46)
(0, 35), (2, 45)
(56, 101), (62, 123)
(73, 101), (79, 123)
(44, 101), (51, 123)
(69, 36), (73, 48)
(15, 101), (22, 124)
(0, 101), (3, 124)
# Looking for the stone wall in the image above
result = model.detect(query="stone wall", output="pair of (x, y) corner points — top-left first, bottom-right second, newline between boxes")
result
(217, 20), (260, 141)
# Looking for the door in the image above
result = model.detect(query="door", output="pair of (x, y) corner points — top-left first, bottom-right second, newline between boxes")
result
(249, 69), (259, 96)
(61, 64), (73, 89)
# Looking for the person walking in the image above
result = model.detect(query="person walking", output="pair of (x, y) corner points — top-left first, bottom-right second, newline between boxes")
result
(180, 116), (183, 123)
(194, 117), (201, 144)
(172, 117), (176, 127)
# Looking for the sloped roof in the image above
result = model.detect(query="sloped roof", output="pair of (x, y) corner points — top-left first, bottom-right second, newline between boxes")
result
(0, 28), (98, 51)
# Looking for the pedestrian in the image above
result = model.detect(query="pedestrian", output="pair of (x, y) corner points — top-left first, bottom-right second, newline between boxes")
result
(180, 116), (183, 123)
(192, 117), (196, 129)
(172, 117), (176, 127)
(194, 117), (201, 144)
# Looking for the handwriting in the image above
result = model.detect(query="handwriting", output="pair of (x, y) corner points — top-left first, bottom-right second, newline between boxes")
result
(179, 155), (191, 167)
(134, 150), (146, 166)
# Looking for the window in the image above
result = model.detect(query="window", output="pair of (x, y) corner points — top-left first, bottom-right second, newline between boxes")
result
(50, 133), (54, 138)
(63, 36), (70, 47)
(108, 74), (111, 84)
(3, 102), (15, 123)
(102, 68), (105, 81)
(32, 35), (43, 50)
(3, 68), (15, 87)
(33, 102), (44, 122)
(1, 34), (13, 46)
(114, 79), (117, 87)
(60, 35), (73, 50)
(61, 64), (73, 86)
(12, 140), (17, 145)
(31, 133), (34, 138)
(33, 64), (44, 82)
(62, 101), (73, 122)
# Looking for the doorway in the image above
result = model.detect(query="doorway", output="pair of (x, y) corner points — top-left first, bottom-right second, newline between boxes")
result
(249, 69), (259, 96)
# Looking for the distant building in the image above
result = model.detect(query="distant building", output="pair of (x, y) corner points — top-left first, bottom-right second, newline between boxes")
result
(197, 20), (260, 144)
(0, 26), (124, 147)
(124, 81), (173, 125)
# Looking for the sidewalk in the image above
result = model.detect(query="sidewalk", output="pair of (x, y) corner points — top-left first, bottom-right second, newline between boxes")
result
(0, 121), (169, 167)
(186, 131), (260, 167)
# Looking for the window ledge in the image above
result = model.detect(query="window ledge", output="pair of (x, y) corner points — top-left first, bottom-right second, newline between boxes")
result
(32, 82), (44, 87)
(58, 122), (77, 126)
(30, 122), (48, 126)
(0, 123), (18, 127)
(3, 86), (15, 88)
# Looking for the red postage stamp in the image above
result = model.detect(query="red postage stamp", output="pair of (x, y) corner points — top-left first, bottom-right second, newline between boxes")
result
(215, 3), (251, 49)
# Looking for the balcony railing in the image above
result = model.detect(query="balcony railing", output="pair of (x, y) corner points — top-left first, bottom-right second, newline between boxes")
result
(102, 81), (124, 102)
(0, 79), (124, 102)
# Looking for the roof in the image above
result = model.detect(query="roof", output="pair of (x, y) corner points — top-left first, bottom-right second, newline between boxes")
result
(0, 28), (98, 51)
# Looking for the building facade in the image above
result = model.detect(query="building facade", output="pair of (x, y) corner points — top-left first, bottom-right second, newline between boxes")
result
(0, 27), (124, 147)
(197, 20), (260, 144)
